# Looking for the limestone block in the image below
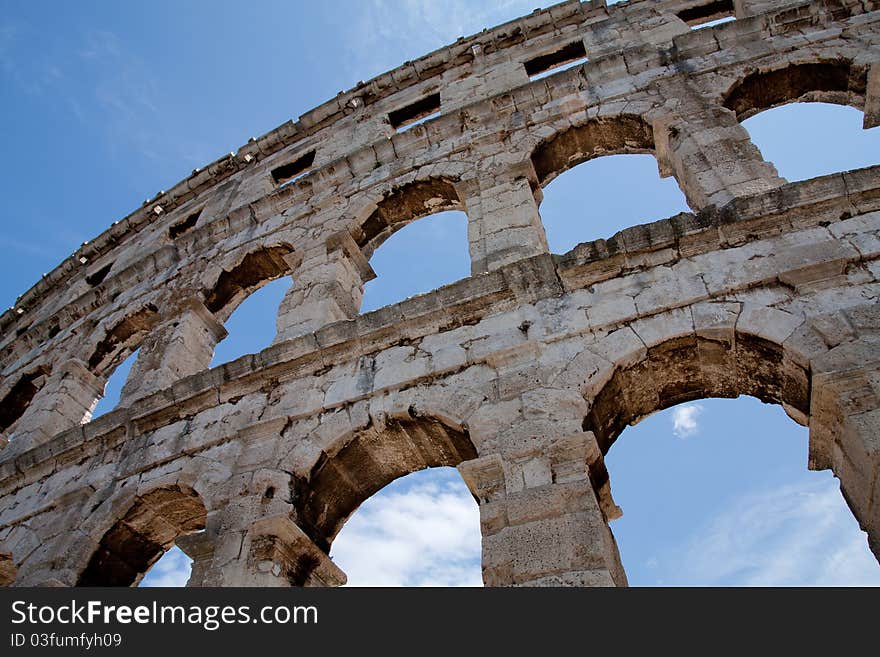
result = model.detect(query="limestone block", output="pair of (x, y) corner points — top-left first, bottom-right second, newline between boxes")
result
(736, 304), (805, 347)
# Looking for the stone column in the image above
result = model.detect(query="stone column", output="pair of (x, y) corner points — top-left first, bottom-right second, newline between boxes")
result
(119, 298), (228, 405)
(175, 531), (214, 588)
(192, 468), (347, 587)
(811, 360), (880, 561)
(459, 433), (626, 587)
(457, 162), (550, 274)
(11, 359), (103, 447)
(653, 81), (786, 210)
(274, 231), (375, 342)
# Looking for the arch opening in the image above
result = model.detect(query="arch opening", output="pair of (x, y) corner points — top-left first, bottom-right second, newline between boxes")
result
(87, 305), (159, 378)
(741, 102), (880, 182)
(354, 177), (463, 259)
(329, 466), (482, 586)
(531, 115), (656, 188)
(204, 244), (294, 323)
(585, 333), (809, 458)
(723, 60), (867, 122)
(605, 397), (880, 586)
(210, 277), (288, 367)
(583, 330), (880, 585)
(537, 153), (691, 253)
(530, 115), (691, 252)
(91, 348), (139, 418)
(360, 210), (470, 313)
(294, 415), (478, 553)
(78, 485), (206, 587)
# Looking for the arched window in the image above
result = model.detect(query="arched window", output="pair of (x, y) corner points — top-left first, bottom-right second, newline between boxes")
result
(723, 60), (877, 181)
(539, 153), (690, 254)
(294, 413), (480, 586)
(605, 397), (880, 585)
(78, 485), (206, 586)
(361, 210), (470, 312)
(577, 322), (880, 586)
(330, 467), (481, 586)
(530, 115), (690, 254)
(742, 103), (879, 182)
(354, 177), (470, 312)
(210, 277), (288, 367)
(91, 348), (139, 418)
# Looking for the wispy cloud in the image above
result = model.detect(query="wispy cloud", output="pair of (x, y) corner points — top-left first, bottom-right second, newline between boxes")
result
(330, 469), (482, 586)
(671, 403), (703, 438)
(341, 0), (547, 81)
(657, 477), (880, 586)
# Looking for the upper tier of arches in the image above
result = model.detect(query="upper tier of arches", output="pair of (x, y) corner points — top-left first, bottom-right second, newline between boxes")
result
(0, 0), (877, 453)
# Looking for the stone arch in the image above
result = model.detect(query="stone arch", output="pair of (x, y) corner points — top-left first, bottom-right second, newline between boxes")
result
(0, 364), (51, 435)
(77, 484), (207, 586)
(352, 177), (465, 259)
(722, 59), (868, 122)
(293, 413), (478, 552)
(530, 115), (657, 189)
(584, 329), (810, 458)
(87, 305), (160, 378)
(204, 243), (297, 323)
(572, 305), (880, 564)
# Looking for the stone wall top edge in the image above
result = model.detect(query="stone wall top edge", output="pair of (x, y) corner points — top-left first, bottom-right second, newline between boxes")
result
(0, 0), (828, 335)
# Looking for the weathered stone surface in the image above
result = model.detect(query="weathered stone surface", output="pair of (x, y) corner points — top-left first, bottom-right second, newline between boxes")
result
(0, 0), (878, 587)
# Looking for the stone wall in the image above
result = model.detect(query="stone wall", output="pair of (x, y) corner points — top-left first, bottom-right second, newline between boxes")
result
(0, 0), (878, 586)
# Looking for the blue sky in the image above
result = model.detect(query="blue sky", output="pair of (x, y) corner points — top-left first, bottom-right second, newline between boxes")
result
(1, 1), (879, 587)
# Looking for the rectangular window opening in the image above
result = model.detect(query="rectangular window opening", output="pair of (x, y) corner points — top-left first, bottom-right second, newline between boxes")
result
(397, 109), (442, 133)
(271, 150), (317, 186)
(169, 208), (202, 239)
(676, 0), (735, 27)
(524, 40), (588, 79)
(389, 93), (442, 131)
(86, 262), (114, 287)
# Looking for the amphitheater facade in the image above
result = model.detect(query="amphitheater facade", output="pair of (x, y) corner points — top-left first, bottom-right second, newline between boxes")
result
(1, 0), (879, 587)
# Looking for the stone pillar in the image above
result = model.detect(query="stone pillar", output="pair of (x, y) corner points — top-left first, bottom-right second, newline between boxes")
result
(175, 531), (214, 588)
(12, 359), (103, 446)
(811, 361), (880, 561)
(119, 299), (228, 405)
(864, 64), (880, 130)
(274, 231), (375, 342)
(192, 468), (347, 587)
(459, 433), (626, 587)
(653, 81), (786, 210)
(457, 162), (550, 274)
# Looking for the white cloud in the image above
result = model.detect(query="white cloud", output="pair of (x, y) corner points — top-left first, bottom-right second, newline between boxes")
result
(140, 546), (192, 587)
(330, 469), (482, 586)
(671, 403), (703, 438)
(662, 477), (880, 586)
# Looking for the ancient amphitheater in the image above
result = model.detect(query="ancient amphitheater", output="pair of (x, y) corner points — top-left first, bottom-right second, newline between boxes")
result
(0, 0), (878, 587)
